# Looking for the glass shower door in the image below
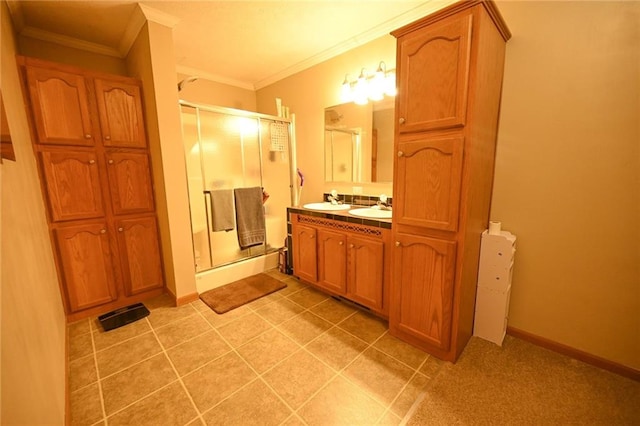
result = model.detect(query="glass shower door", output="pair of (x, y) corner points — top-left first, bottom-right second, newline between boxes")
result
(182, 106), (266, 272)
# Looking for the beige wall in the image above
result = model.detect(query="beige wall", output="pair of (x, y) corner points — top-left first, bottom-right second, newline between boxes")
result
(177, 73), (256, 111)
(0, 2), (67, 423)
(492, 1), (639, 369)
(126, 21), (197, 302)
(258, 2), (640, 371)
(18, 34), (127, 75)
(256, 35), (396, 205)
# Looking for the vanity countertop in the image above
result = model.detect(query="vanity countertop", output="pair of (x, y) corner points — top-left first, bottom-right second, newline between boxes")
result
(287, 205), (392, 229)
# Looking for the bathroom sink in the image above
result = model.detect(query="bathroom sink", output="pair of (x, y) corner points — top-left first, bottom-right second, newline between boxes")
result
(349, 207), (392, 219)
(302, 202), (351, 211)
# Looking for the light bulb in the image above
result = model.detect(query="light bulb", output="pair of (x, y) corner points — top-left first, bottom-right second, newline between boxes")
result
(369, 63), (386, 101)
(353, 69), (369, 105)
(340, 74), (352, 103)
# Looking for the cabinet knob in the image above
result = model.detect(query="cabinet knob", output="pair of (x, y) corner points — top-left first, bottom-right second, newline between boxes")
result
(84, 134), (92, 139)
(339, 241), (343, 246)
(399, 117), (405, 124)
(104, 135), (111, 141)
(118, 227), (124, 232)
(89, 159), (96, 164)
(397, 151), (404, 157)
(349, 244), (354, 248)
(100, 229), (106, 234)
(395, 241), (401, 247)
(310, 235), (315, 239)
(108, 159), (114, 164)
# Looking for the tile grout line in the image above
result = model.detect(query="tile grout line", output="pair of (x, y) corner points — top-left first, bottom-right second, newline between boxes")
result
(88, 317), (108, 425)
(204, 286), (430, 424)
(94, 307), (210, 424)
(248, 308), (362, 423)
(194, 287), (340, 425)
(147, 314), (206, 426)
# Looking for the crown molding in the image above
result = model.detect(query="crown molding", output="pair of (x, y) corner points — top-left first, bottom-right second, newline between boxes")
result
(9, 3), (180, 59)
(176, 65), (255, 91)
(254, 0), (456, 90)
(118, 4), (147, 57)
(20, 26), (122, 57)
(5, 0), (25, 32)
(138, 3), (180, 28)
(119, 4), (180, 57)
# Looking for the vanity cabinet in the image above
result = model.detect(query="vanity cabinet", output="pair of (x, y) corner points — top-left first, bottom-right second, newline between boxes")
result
(390, 0), (510, 361)
(291, 222), (318, 283)
(317, 229), (347, 294)
(291, 213), (390, 316)
(19, 56), (164, 321)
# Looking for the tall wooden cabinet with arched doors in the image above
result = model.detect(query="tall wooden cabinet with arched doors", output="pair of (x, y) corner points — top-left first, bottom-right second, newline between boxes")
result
(20, 56), (165, 322)
(389, 0), (511, 362)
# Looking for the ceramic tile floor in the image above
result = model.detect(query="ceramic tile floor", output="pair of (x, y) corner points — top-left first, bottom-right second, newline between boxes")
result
(68, 269), (444, 426)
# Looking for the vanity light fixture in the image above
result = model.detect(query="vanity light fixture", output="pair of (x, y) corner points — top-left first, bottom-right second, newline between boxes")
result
(340, 74), (352, 103)
(353, 69), (369, 105)
(339, 61), (396, 104)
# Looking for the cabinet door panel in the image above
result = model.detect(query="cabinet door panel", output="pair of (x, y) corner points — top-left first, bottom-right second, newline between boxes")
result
(54, 223), (118, 312)
(26, 67), (95, 146)
(116, 217), (163, 296)
(94, 79), (146, 148)
(318, 229), (347, 294)
(347, 235), (384, 310)
(292, 222), (318, 283)
(395, 136), (463, 231)
(40, 150), (105, 221)
(391, 233), (456, 351)
(106, 151), (154, 215)
(397, 14), (472, 133)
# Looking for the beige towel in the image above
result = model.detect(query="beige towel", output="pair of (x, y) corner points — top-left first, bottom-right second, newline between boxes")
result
(210, 189), (235, 232)
(234, 187), (265, 249)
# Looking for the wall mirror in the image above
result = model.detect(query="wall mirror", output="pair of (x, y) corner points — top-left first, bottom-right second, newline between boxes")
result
(324, 98), (394, 183)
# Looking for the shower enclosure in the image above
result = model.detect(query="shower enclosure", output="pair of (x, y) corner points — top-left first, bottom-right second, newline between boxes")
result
(324, 128), (361, 182)
(180, 102), (295, 289)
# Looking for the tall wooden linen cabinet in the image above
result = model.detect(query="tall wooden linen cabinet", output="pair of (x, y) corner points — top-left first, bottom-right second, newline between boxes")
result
(19, 57), (165, 322)
(389, 1), (511, 362)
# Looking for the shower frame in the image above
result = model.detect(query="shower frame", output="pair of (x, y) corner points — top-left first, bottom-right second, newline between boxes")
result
(179, 100), (297, 273)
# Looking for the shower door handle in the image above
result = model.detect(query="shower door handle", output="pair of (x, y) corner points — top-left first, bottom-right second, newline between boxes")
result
(202, 190), (214, 268)
(203, 190), (213, 234)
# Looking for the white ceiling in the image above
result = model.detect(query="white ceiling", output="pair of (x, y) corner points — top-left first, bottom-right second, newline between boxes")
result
(7, 0), (455, 90)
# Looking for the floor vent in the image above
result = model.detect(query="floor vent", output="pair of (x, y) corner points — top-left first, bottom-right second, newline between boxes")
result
(98, 303), (150, 331)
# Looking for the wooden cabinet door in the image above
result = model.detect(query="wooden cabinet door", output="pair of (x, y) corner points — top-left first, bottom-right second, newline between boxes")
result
(25, 67), (95, 146)
(292, 221), (318, 283)
(397, 13), (472, 133)
(318, 229), (347, 294)
(40, 150), (105, 222)
(116, 216), (163, 296)
(94, 79), (146, 148)
(394, 135), (463, 231)
(54, 223), (118, 312)
(106, 151), (154, 215)
(390, 233), (456, 351)
(347, 235), (384, 310)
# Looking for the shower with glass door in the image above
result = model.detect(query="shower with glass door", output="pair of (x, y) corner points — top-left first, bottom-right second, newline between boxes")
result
(180, 102), (294, 274)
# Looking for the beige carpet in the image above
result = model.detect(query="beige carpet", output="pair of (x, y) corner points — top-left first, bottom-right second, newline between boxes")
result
(407, 336), (640, 425)
(199, 273), (286, 314)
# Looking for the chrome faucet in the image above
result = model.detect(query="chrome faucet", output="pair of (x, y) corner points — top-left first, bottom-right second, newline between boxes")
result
(327, 189), (342, 205)
(376, 194), (392, 210)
